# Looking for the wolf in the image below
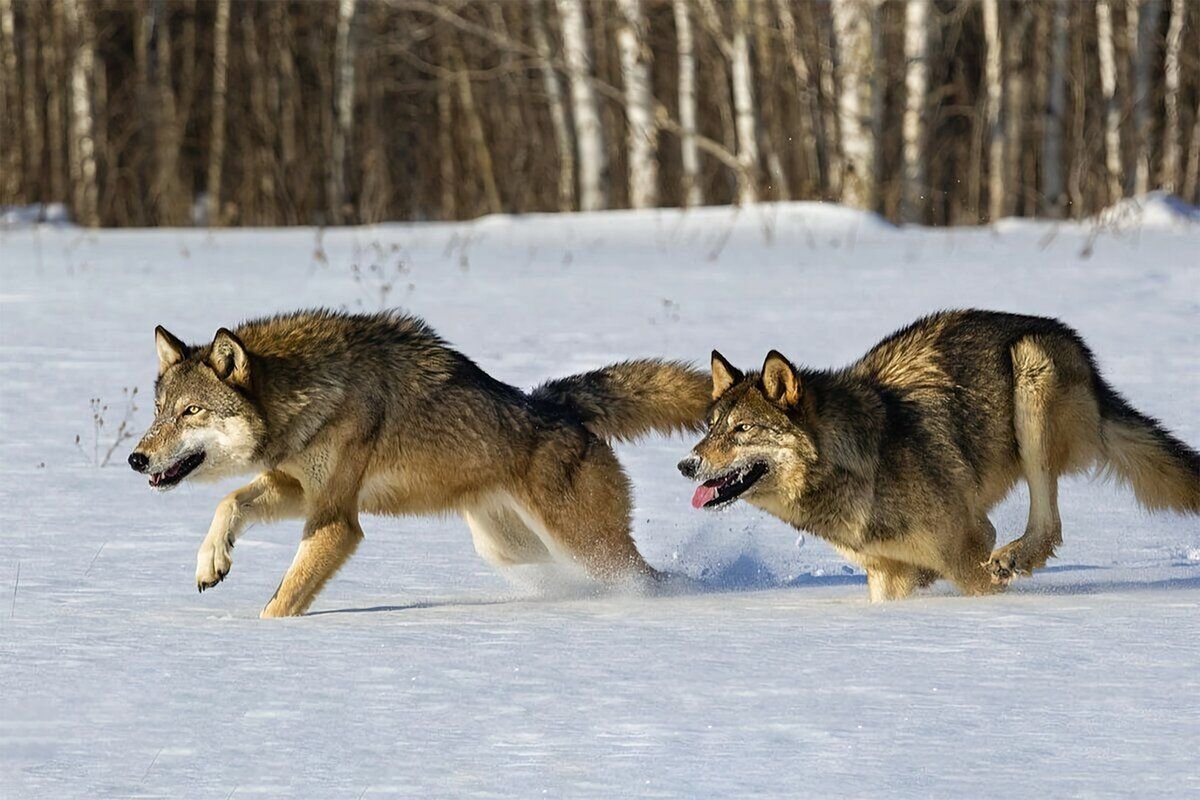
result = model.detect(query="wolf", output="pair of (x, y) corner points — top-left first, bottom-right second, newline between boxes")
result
(129, 309), (709, 617)
(678, 310), (1199, 601)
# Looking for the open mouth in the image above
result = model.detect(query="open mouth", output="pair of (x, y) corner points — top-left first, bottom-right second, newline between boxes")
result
(691, 462), (768, 509)
(149, 451), (206, 489)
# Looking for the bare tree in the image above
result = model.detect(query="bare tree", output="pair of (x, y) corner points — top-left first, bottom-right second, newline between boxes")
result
(696, 0), (759, 203)
(981, 0), (1004, 221)
(1161, 0), (1184, 193)
(831, 0), (875, 211)
(1096, 0), (1124, 201)
(205, 0), (230, 226)
(557, 0), (607, 211)
(531, 0), (575, 212)
(673, 0), (702, 208)
(774, 0), (824, 195)
(1042, 0), (1068, 215)
(0, 0), (20, 204)
(901, 0), (931, 223)
(329, 0), (358, 224)
(615, 0), (658, 208)
(449, 36), (501, 215)
(1130, 0), (1161, 196)
(62, 0), (98, 227)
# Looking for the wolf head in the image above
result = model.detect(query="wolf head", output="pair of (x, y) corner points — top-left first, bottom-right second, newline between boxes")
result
(678, 350), (818, 510)
(128, 326), (265, 490)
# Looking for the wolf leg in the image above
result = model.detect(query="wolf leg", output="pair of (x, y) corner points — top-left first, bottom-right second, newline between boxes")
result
(463, 498), (553, 568)
(197, 470), (305, 591)
(987, 340), (1064, 585)
(946, 517), (1004, 596)
(513, 438), (659, 583)
(260, 512), (364, 618)
(864, 557), (936, 602)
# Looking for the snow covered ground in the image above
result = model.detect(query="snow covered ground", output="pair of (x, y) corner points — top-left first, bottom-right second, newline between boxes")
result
(1, 198), (1198, 798)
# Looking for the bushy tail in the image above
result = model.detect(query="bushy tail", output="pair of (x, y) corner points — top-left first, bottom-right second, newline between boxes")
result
(532, 359), (711, 442)
(1097, 380), (1200, 514)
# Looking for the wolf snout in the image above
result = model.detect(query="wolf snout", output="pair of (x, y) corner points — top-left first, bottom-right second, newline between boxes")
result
(128, 452), (150, 473)
(677, 455), (701, 479)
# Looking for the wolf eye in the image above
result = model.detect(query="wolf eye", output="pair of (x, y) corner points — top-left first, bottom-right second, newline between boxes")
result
(734, 423), (754, 433)
(182, 405), (202, 416)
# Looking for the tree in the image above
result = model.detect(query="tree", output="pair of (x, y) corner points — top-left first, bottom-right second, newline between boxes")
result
(901, 0), (931, 223)
(981, 0), (1004, 221)
(556, 0), (607, 211)
(831, 0), (875, 211)
(673, 0), (702, 208)
(615, 0), (658, 208)
(62, 0), (98, 227)
(205, 0), (230, 226)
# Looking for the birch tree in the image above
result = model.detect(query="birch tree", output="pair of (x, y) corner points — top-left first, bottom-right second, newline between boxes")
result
(1096, 0), (1124, 200)
(556, 0), (607, 211)
(531, 0), (575, 212)
(774, 0), (824, 194)
(901, 0), (931, 224)
(615, 0), (658, 208)
(981, 0), (1004, 221)
(673, 0), (702, 207)
(729, 0), (757, 204)
(1161, 0), (1184, 193)
(830, 0), (875, 211)
(62, 0), (99, 226)
(329, 0), (358, 224)
(205, 0), (230, 226)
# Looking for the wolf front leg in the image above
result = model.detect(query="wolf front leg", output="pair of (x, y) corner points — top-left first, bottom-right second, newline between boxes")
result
(259, 510), (364, 618)
(196, 470), (305, 592)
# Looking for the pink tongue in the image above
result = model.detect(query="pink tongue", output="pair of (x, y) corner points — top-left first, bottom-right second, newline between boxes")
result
(691, 484), (719, 509)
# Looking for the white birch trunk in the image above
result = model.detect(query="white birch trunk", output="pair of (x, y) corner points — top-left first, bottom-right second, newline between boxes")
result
(1131, 0), (1160, 195)
(830, 0), (875, 211)
(901, 0), (930, 223)
(1042, 0), (1068, 215)
(1096, 0), (1124, 200)
(62, 0), (99, 227)
(1184, 99), (1200, 202)
(615, 0), (658, 209)
(531, 0), (575, 212)
(673, 0), (702, 207)
(556, 0), (607, 211)
(329, 0), (357, 224)
(774, 0), (823, 193)
(205, 0), (230, 226)
(1161, 0), (1184, 193)
(982, 0), (1004, 221)
(730, 0), (758, 204)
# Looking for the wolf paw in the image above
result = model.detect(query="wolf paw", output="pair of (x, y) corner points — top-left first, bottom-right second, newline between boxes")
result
(196, 535), (233, 592)
(983, 547), (1027, 587)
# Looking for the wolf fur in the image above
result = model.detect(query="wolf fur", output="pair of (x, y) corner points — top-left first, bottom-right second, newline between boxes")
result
(679, 310), (1199, 601)
(130, 309), (709, 617)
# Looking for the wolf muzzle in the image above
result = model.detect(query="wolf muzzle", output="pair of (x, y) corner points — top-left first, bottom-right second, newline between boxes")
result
(128, 451), (150, 473)
(677, 455), (701, 479)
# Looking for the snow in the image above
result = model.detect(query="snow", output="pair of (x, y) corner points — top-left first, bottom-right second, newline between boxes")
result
(1, 201), (1198, 798)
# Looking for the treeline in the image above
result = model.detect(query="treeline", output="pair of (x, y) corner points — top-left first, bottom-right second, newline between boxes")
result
(1, 0), (1198, 228)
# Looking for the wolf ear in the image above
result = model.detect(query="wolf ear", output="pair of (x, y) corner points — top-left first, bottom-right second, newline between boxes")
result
(155, 326), (188, 376)
(711, 350), (744, 400)
(207, 328), (251, 388)
(761, 350), (802, 407)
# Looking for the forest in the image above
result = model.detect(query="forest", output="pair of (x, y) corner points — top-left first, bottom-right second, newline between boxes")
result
(1, 0), (1198, 227)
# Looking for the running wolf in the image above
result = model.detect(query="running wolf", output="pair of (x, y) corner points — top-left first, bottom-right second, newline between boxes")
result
(678, 310), (1199, 601)
(129, 309), (709, 617)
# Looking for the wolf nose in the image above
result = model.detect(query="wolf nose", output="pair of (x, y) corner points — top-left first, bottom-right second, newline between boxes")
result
(677, 456), (700, 479)
(128, 452), (150, 473)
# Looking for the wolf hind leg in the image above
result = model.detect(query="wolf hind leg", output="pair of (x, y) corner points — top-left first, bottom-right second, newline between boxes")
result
(512, 437), (659, 584)
(260, 513), (364, 618)
(463, 498), (553, 568)
(987, 338), (1075, 585)
(864, 557), (938, 602)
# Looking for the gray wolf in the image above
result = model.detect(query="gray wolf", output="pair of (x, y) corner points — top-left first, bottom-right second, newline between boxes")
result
(678, 310), (1199, 601)
(129, 309), (709, 617)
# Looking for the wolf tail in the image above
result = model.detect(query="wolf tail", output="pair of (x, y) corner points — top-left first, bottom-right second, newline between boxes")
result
(532, 360), (711, 442)
(1096, 380), (1200, 514)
